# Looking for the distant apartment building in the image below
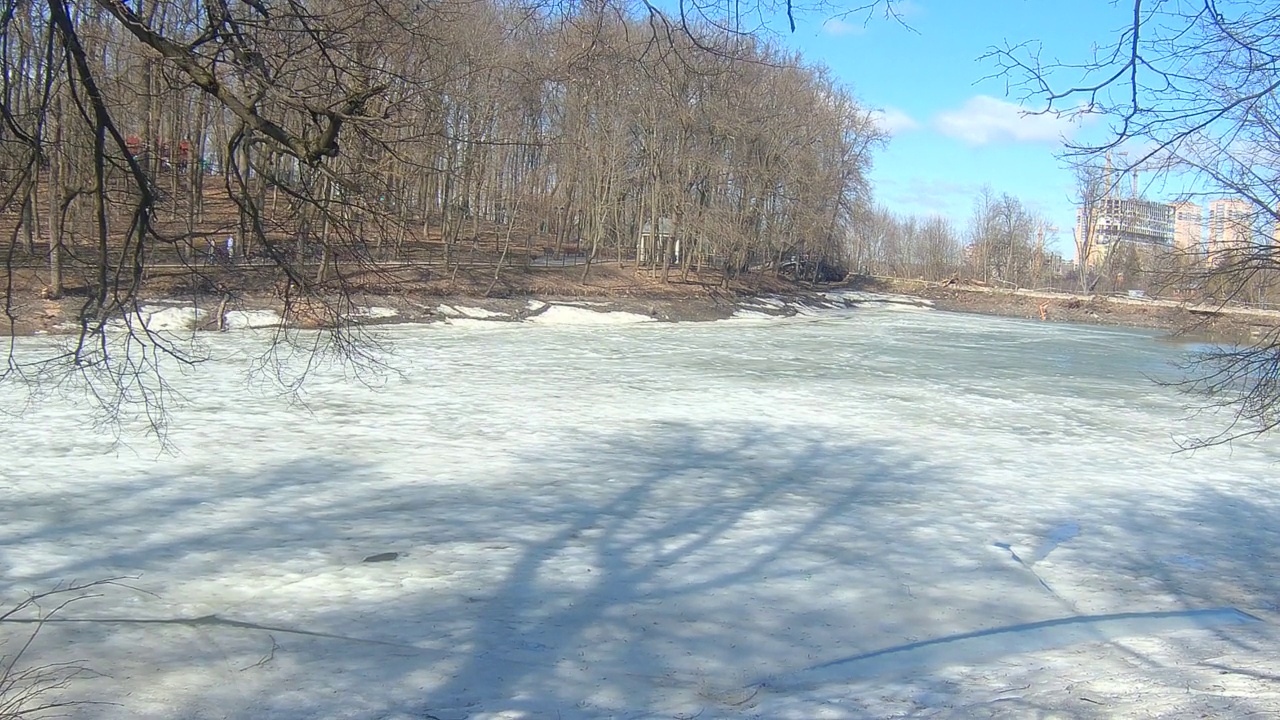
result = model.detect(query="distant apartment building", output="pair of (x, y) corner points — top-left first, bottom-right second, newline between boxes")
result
(1268, 202), (1280, 251)
(1171, 201), (1203, 257)
(1207, 198), (1254, 263)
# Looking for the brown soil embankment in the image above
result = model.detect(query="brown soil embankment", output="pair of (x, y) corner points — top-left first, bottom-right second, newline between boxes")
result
(879, 278), (1280, 342)
(7, 264), (1280, 341)
(1, 263), (780, 335)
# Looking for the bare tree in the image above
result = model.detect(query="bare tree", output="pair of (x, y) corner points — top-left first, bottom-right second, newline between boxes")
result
(1071, 162), (1106, 293)
(965, 187), (1041, 289)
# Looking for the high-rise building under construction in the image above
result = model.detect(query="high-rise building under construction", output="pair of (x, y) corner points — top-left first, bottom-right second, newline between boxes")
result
(1077, 198), (1175, 266)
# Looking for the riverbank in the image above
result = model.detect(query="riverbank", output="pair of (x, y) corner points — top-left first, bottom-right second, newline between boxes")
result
(2, 263), (747, 335)
(5, 264), (1279, 340)
(881, 278), (1280, 342)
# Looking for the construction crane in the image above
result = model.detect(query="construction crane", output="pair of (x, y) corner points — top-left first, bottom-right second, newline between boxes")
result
(1121, 151), (1139, 198)
(1103, 150), (1140, 199)
(1104, 152), (1113, 200)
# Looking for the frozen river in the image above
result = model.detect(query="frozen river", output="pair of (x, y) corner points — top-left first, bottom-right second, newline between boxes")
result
(2, 306), (1279, 718)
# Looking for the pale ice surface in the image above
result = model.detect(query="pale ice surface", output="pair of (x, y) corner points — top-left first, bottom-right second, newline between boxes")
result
(3, 309), (1280, 719)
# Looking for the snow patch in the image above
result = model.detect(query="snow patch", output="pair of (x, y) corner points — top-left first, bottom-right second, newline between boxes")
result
(824, 289), (934, 309)
(733, 291), (932, 320)
(223, 309), (282, 330)
(347, 306), (398, 320)
(439, 305), (509, 321)
(111, 305), (208, 332)
(148, 306), (207, 331)
(527, 304), (656, 325)
(727, 309), (777, 321)
(456, 306), (507, 319)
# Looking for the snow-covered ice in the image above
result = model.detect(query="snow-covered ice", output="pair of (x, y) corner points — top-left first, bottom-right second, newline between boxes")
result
(2, 309), (1279, 719)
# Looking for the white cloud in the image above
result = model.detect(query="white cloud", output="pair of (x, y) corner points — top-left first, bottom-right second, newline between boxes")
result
(880, 177), (978, 216)
(898, 0), (924, 15)
(932, 95), (1081, 146)
(822, 18), (866, 36)
(871, 107), (920, 136)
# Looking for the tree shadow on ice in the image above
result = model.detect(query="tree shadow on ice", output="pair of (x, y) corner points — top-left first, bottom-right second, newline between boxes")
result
(1049, 482), (1280, 618)
(371, 421), (952, 718)
(1075, 482), (1280, 692)
(279, 421), (1064, 719)
(12, 422), (1273, 718)
(0, 457), (386, 586)
(3, 421), (967, 718)
(0, 423), (1178, 718)
(380, 429), (1280, 719)
(897, 481), (1280, 719)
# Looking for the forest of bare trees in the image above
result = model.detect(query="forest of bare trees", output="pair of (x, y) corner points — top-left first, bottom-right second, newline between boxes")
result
(849, 189), (1068, 289)
(0, 0), (885, 308)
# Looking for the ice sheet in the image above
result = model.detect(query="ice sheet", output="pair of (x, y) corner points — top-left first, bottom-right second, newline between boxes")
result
(2, 309), (1279, 719)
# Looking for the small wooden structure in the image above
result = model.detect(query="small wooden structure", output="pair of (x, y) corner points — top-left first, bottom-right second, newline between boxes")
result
(638, 218), (675, 264)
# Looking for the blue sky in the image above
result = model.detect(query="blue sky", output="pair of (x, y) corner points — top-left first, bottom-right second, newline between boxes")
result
(775, 1), (1136, 257)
